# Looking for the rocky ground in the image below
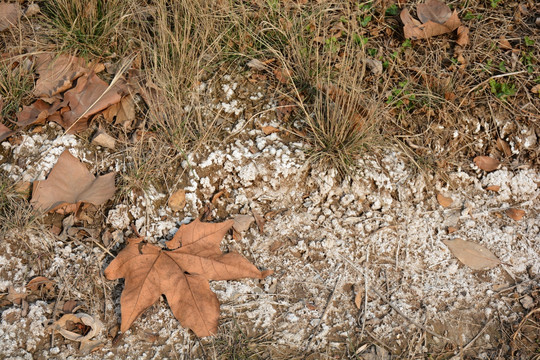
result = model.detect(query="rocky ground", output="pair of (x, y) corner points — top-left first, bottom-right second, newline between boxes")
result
(1, 73), (538, 359)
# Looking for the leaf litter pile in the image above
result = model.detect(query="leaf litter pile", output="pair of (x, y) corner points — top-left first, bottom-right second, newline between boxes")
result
(1, 0), (539, 359)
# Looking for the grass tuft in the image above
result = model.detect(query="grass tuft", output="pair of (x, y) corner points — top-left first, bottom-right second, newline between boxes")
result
(41, 0), (134, 58)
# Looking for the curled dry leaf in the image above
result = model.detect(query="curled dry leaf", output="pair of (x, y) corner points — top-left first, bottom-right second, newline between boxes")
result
(26, 276), (54, 293)
(31, 150), (116, 213)
(0, 2), (21, 32)
(401, 0), (461, 40)
(496, 138), (512, 157)
(105, 219), (273, 337)
(102, 94), (136, 129)
(443, 238), (501, 270)
(50, 312), (104, 354)
(436, 193), (453, 207)
(473, 156), (500, 172)
(168, 189), (186, 211)
(505, 208), (525, 221)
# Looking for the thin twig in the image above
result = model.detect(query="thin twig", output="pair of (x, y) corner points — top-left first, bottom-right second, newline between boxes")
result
(369, 286), (452, 342)
(305, 272), (342, 351)
(460, 318), (493, 355)
(339, 254), (452, 342)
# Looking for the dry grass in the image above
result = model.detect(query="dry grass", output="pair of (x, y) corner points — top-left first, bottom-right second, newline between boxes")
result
(0, 0), (538, 358)
(41, 0), (135, 59)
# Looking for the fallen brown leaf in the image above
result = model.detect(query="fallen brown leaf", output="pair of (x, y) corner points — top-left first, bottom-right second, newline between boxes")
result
(447, 226), (458, 234)
(354, 287), (363, 309)
(505, 208), (525, 221)
(168, 189), (186, 211)
(436, 193), (453, 207)
(102, 94), (136, 129)
(443, 238), (501, 270)
(473, 156), (500, 172)
(496, 138), (512, 157)
(91, 129), (116, 150)
(49, 312), (104, 354)
(261, 125), (280, 135)
(273, 67), (293, 84)
(105, 219), (272, 337)
(401, 0), (461, 40)
(456, 25), (469, 46)
(498, 36), (512, 51)
(26, 276), (54, 293)
(7, 286), (26, 305)
(33, 53), (87, 99)
(31, 150), (116, 213)
(0, 3), (21, 32)
(16, 99), (62, 128)
(0, 122), (14, 142)
(233, 215), (254, 233)
(58, 73), (126, 133)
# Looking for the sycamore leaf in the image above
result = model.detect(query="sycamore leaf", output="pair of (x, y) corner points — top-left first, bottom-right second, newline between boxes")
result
(16, 99), (62, 128)
(33, 53), (87, 99)
(0, 3), (21, 32)
(443, 238), (501, 270)
(31, 150), (116, 213)
(401, 0), (461, 41)
(474, 156), (500, 172)
(58, 73), (126, 133)
(105, 219), (273, 337)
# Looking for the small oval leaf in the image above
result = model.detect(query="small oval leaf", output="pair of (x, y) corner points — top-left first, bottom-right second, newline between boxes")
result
(474, 156), (500, 172)
(437, 193), (453, 207)
(505, 208), (525, 221)
(443, 238), (501, 270)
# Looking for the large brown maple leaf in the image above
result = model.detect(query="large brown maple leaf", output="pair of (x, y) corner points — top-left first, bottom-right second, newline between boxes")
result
(104, 219), (272, 337)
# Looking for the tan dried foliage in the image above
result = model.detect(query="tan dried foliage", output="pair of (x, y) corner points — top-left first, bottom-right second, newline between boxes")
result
(0, 2), (21, 32)
(102, 94), (136, 128)
(505, 208), (525, 221)
(168, 189), (186, 211)
(474, 156), (500, 172)
(17, 54), (128, 133)
(0, 122), (14, 142)
(31, 150), (116, 213)
(401, 0), (464, 42)
(443, 238), (501, 270)
(105, 219), (272, 337)
(436, 193), (453, 207)
(33, 54), (87, 99)
(59, 73), (125, 133)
